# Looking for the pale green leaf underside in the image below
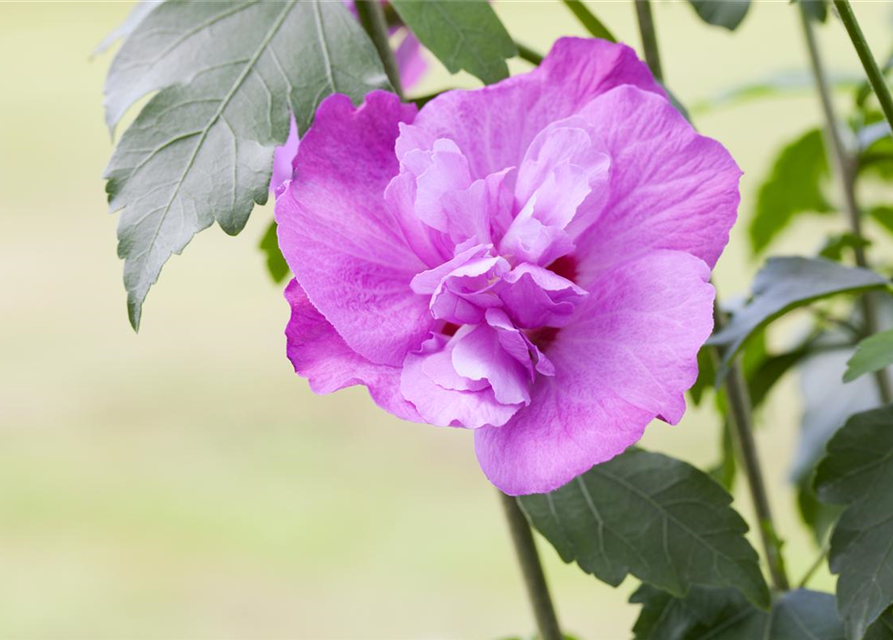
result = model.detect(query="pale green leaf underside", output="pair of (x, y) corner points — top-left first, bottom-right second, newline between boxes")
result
(519, 449), (769, 609)
(390, 0), (516, 85)
(708, 257), (889, 385)
(103, 0), (389, 328)
(816, 403), (893, 640)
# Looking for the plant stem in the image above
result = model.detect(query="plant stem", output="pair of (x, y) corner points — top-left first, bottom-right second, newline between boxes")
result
(634, 0), (664, 83)
(498, 492), (562, 640)
(562, 0), (616, 42)
(712, 306), (791, 591)
(515, 41), (544, 66)
(355, 0), (403, 99)
(800, 4), (893, 404)
(833, 0), (893, 131)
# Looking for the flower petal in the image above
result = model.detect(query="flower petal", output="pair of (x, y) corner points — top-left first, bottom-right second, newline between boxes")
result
(497, 263), (588, 329)
(475, 250), (715, 495)
(405, 37), (661, 179)
(285, 279), (421, 423)
(574, 85), (740, 286)
(276, 91), (432, 367)
(401, 334), (523, 429)
(270, 114), (299, 195)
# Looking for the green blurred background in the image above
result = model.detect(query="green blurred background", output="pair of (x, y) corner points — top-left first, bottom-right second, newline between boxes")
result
(2, 1), (892, 638)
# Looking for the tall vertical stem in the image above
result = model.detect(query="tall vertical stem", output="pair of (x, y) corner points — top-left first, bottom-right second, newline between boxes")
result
(833, 0), (893, 131)
(499, 492), (563, 640)
(800, 4), (893, 403)
(634, 0), (664, 83)
(713, 307), (791, 591)
(355, 0), (404, 99)
(633, 2), (789, 590)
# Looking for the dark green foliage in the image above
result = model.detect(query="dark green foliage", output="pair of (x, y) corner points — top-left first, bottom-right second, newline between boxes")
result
(632, 586), (845, 640)
(815, 404), (893, 639)
(519, 449), (769, 608)
(749, 129), (832, 255)
(390, 0), (516, 85)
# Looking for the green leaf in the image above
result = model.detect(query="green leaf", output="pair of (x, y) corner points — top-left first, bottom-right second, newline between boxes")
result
(632, 586), (846, 640)
(707, 257), (889, 384)
(518, 449), (769, 608)
(390, 0), (516, 85)
(102, 0), (389, 329)
(820, 233), (872, 263)
(844, 328), (893, 383)
(259, 221), (289, 284)
(561, 0), (616, 42)
(749, 129), (833, 255)
(866, 608), (893, 640)
(686, 0), (750, 30)
(869, 206), (893, 236)
(815, 403), (893, 639)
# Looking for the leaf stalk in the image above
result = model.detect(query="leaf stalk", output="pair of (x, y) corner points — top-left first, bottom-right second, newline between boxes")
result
(832, 0), (893, 133)
(799, 3), (893, 404)
(499, 492), (563, 640)
(355, 0), (404, 99)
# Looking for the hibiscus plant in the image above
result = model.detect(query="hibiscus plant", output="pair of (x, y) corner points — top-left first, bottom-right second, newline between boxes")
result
(97, 0), (893, 638)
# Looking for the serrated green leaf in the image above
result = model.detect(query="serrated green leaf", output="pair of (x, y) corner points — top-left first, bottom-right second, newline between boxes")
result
(390, 0), (515, 85)
(707, 257), (889, 384)
(844, 328), (893, 383)
(815, 403), (893, 639)
(518, 449), (769, 608)
(259, 220), (289, 284)
(632, 586), (845, 640)
(686, 0), (750, 30)
(749, 129), (833, 255)
(102, 0), (389, 328)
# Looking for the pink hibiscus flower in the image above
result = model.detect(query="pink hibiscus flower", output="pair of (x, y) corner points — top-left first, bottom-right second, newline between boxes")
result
(275, 38), (739, 495)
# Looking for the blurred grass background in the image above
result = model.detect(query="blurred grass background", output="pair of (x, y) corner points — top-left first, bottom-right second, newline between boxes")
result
(2, 1), (893, 638)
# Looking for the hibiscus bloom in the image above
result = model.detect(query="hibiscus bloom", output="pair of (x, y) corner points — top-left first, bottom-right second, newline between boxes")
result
(276, 38), (739, 495)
